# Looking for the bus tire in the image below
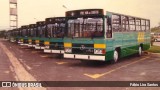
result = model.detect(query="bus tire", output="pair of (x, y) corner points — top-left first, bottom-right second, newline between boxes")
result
(111, 50), (119, 64)
(138, 46), (142, 56)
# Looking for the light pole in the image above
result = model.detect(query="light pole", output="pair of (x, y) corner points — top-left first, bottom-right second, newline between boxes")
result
(62, 5), (69, 11)
(33, 18), (38, 23)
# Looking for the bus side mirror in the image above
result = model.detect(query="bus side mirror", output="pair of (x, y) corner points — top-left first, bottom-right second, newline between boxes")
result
(107, 18), (112, 25)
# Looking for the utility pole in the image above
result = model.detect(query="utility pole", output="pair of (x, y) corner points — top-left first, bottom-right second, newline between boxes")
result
(62, 5), (68, 10)
(9, 0), (18, 29)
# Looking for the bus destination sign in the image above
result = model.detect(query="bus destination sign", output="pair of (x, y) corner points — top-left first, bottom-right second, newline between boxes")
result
(46, 17), (66, 24)
(66, 9), (104, 17)
(36, 21), (45, 26)
(54, 17), (65, 22)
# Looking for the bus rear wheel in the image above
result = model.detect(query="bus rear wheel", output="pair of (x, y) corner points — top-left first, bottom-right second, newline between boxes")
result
(111, 50), (119, 64)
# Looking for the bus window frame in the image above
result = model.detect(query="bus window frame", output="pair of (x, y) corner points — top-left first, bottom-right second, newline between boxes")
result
(112, 14), (121, 32)
(129, 17), (136, 32)
(121, 16), (129, 32)
(106, 16), (113, 38)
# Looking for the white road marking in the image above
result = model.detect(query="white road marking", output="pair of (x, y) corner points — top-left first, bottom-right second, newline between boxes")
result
(4, 71), (10, 74)
(0, 43), (46, 90)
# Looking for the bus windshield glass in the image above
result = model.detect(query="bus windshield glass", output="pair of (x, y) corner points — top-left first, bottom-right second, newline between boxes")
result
(67, 18), (104, 38)
(30, 28), (36, 37)
(22, 29), (27, 37)
(47, 23), (65, 38)
(38, 26), (46, 37)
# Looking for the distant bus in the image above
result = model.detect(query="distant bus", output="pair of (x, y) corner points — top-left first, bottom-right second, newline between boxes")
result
(44, 17), (66, 54)
(153, 33), (160, 42)
(19, 25), (29, 46)
(64, 9), (150, 63)
(6, 30), (14, 42)
(35, 21), (46, 49)
(7, 28), (20, 43)
(14, 28), (21, 43)
(28, 24), (38, 47)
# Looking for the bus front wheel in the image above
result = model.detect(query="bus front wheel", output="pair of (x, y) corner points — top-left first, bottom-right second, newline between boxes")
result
(138, 46), (142, 56)
(111, 50), (119, 63)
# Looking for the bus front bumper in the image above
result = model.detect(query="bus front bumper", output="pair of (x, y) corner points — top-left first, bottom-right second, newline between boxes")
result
(10, 40), (16, 43)
(44, 49), (64, 54)
(64, 54), (105, 61)
(35, 45), (45, 49)
(20, 43), (28, 46)
(18, 41), (23, 44)
(28, 44), (36, 47)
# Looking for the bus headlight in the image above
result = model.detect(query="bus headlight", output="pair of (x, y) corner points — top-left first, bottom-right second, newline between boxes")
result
(44, 41), (50, 46)
(20, 39), (23, 42)
(28, 39), (32, 43)
(35, 40), (40, 44)
(65, 48), (72, 53)
(94, 49), (106, 54)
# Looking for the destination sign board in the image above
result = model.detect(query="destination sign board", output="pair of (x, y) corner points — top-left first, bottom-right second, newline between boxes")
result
(66, 9), (104, 17)
(46, 17), (66, 24)
(21, 25), (29, 29)
(29, 24), (37, 28)
(36, 21), (45, 26)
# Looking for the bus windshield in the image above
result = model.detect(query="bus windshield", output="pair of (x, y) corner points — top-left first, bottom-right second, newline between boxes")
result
(67, 18), (104, 38)
(30, 28), (36, 37)
(38, 26), (46, 37)
(47, 23), (65, 38)
(22, 29), (27, 37)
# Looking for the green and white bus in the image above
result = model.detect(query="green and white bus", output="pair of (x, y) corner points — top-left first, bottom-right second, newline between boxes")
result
(28, 24), (38, 47)
(35, 21), (46, 49)
(15, 28), (22, 44)
(19, 25), (29, 46)
(44, 17), (66, 54)
(7, 29), (15, 42)
(64, 9), (150, 63)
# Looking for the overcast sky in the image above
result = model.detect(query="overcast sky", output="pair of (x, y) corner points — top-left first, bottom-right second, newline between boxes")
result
(0, 0), (160, 30)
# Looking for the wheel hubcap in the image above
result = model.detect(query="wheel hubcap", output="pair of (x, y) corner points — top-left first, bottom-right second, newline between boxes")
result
(139, 47), (142, 55)
(114, 51), (118, 62)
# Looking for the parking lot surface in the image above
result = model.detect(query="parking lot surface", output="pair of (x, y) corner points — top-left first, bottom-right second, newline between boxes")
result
(0, 39), (160, 90)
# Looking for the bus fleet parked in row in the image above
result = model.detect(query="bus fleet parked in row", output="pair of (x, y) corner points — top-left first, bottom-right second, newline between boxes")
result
(6, 9), (151, 63)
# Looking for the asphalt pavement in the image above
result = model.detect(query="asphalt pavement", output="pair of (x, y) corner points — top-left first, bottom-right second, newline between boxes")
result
(0, 39), (160, 90)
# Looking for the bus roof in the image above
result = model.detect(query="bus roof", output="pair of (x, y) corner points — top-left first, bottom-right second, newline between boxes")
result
(21, 25), (29, 29)
(65, 8), (150, 20)
(106, 11), (150, 20)
(45, 17), (66, 24)
(66, 9), (104, 17)
(36, 21), (45, 26)
(29, 24), (37, 28)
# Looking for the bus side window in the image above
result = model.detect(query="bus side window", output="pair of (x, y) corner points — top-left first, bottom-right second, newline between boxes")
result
(106, 17), (112, 38)
(112, 14), (121, 32)
(122, 16), (129, 32)
(135, 18), (141, 31)
(129, 17), (136, 31)
(141, 19), (146, 31)
(146, 20), (150, 31)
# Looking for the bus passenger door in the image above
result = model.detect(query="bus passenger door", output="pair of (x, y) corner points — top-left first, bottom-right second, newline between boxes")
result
(105, 17), (114, 60)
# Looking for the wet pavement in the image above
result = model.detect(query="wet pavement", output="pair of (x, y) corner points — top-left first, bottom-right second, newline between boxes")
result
(0, 39), (160, 90)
